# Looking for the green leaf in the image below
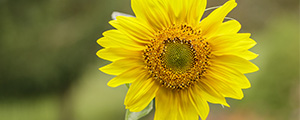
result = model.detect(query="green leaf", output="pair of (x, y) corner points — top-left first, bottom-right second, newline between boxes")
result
(125, 83), (130, 88)
(125, 100), (154, 120)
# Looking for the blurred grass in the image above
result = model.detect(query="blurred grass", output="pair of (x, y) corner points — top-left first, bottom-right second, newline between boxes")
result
(0, 96), (59, 120)
(246, 13), (299, 119)
(0, 0), (299, 120)
(70, 60), (127, 120)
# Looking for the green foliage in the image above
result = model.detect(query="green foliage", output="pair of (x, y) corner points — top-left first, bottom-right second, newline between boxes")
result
(125, 101), (154, 120)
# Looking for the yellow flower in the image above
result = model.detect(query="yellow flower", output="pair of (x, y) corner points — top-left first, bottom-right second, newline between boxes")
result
(97, 0), (259, 119)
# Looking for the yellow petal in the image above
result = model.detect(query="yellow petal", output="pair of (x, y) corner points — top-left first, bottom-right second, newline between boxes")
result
(96, 48), (141, 61)
(209, 34), (258, 60)
(207, 64), (251, 89)
(154, 88), (178, 120)
(195, 82), (230, 107)
(211, 55), (259, 74)
(167, 0), (186, 22)
(109, 16), (154, 44)
(100, 58), (144, 75)
(209, 33), (251, 48)
(155, 88), (199, 120)
(177, 90), (200, 120)
(237, 37), (257, 49)
(199, 0), (237, 38)
(125, 77), (159, 112)
(131, 0), (171, 30)
(168, 0), (206, 26)
(237, 50), (259, 60)
(97, 37), (111, 48)
(186, 0), (206, 26)
(188, 88), (210, 120)
(97, 30), (145, 51)
(202, 76), (244, 99)
(107, 66), (147, 87)
(215, 20), (241, 35)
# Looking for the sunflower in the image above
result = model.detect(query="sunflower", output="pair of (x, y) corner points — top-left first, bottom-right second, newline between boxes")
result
(97, 0), (259, 119)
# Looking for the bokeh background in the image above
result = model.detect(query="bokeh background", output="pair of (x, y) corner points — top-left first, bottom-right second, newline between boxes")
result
(0, 0), (299, 120)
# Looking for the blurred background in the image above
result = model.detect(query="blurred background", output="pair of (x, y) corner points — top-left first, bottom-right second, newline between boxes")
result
(0, 0), (298, 120)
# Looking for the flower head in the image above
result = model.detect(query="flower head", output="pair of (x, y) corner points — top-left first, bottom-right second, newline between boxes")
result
(97, 0), (259, 119)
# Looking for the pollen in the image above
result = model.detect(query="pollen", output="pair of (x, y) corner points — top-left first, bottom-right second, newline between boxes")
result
(143, 24), (212, 90)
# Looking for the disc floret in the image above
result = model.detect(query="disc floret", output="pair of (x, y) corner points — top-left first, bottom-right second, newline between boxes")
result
(143, 24), (212, 90)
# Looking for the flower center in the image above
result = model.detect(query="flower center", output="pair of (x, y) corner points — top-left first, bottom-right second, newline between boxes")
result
(143, 24), (212, 90)
(163, 40), (194, 73)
